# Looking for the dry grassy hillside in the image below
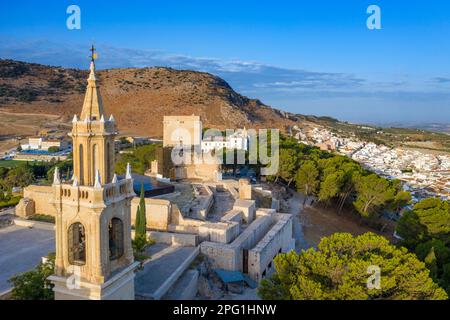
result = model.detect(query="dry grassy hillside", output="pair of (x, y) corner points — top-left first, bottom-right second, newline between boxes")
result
(0, 59), (302, 137)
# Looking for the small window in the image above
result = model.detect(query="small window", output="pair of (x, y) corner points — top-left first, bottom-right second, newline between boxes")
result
(109, 218), (124, 260)
(68, 222), (86, 265)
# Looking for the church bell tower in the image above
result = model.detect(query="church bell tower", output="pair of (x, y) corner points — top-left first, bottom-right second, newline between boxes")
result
(48, 47), (139, 300)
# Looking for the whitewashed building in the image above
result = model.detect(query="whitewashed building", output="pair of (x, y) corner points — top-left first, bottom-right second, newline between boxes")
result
(201, 128), (249, 153)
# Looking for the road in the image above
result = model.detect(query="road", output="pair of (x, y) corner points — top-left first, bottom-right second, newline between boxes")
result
(0, 225), (55, 292)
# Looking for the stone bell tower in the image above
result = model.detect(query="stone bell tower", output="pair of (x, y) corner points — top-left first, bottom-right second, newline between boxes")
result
(48, 47), (139, 300)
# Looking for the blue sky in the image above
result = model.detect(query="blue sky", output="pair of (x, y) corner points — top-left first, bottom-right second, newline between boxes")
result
(0, 0), (449, 125)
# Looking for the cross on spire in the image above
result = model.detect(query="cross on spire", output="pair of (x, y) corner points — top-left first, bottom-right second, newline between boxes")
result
(90, 45), (97, 62)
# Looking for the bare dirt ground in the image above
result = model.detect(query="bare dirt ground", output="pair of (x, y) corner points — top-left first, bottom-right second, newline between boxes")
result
(261, 182), (396, 250)
(297, 205), (394, 249)
(0, 110), (69, 154)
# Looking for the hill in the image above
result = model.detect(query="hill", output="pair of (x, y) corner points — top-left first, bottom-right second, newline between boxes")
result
(0, 59), (448, 154)
(0, 59), (301, 138)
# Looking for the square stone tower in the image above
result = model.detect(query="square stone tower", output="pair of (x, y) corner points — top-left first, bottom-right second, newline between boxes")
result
(48, 49), (139, 300)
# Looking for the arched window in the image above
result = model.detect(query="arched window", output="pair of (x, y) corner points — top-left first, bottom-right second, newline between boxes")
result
(109, 218), (124, 260)
(68, 222), (86, 265)
(92, 144), (98, 180)
(106, 142), (111, 183)
(79, 144), (84, 184)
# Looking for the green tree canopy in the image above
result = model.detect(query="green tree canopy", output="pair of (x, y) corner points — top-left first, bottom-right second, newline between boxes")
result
(318, 170), (344, 202)
(295, 160), (319, 206)
(258, 233), (447, 300)
(277, 148), (299, 186)
(413, 198), (450, 236)
(353, 174), (396, 218)
(9, 253), (55, 300)
(397, 198), (450, 245)
(1, 164), (35, 190)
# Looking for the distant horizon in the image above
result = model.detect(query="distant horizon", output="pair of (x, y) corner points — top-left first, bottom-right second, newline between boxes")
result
(2, 54), (450, 131)
(1, 1), (449, 124)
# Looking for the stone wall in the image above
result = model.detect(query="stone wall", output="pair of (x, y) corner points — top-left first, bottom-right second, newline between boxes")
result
(15, 197), (35, 217)
(199, 242), (238, 271)
(220, 209), (243, 224)
(198, 221), (240, 244)
(147, 230), (199, 247)
(200, 215), (273, 272)
(247, 214), (295, 282)
(184, 163), (220, 182)
(21, 185), (56, 216)
(233, 199), (256, 224)
(131, 197), (172, 231)
(238, 178), (252, 200)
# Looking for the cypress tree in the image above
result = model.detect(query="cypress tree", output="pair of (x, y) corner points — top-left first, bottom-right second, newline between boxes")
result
(138, 183), (147, 235)
(135, 204), (142, 237)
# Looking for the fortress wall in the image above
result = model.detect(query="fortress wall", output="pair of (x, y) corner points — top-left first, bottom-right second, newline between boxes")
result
(233, 199), (256, 224)
(198, 221), (240, 244)
(22, 185), (57, 216)
(248, 214), (294, 282)
(131, 197), (172, 231)
(220, 209), (243, 224)
(199, 241), (238, 271)
(200, 215), (273, 272)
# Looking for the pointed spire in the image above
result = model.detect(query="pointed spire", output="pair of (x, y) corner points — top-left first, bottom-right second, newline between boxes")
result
(109, 114), (115, 122)
(94, 170), (102, 188)
(88, 61), (97, 81)
(72, 114), (78, 123)
(125, 163), (132, 179)
(53, 167), (61, 185)
(72, 176), (78, 187)
(112, 173), (118, 184)
(100, 114), (105, 123)
(80, 47), (104, 121)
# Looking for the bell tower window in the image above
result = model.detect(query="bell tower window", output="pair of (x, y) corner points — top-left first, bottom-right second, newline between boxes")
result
(68, 222), (86, 266)
(109, 218), (124, 260)
(92, 144), (98, 180)
(106, 142), (111, 183)
(79, 144), (84, 184)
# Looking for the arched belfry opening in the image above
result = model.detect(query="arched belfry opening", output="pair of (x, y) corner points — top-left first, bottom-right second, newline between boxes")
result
(79, 144), (84, 185)
(68, 222), (86, 266)
(92, 143), (98, 181)
(109, 218), (124, 260)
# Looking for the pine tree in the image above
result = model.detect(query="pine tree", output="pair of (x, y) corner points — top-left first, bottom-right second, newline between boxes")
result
(258, 233), (448, 300)
(425, 246), (438, 280)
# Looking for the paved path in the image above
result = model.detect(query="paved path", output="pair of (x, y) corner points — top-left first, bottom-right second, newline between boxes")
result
(135, 244), (197, 298)
(287, 191), (310, 251)
(0, 225), (55, 292)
